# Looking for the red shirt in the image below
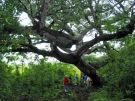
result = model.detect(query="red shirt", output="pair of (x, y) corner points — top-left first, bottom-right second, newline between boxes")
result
(64, 76), (69, 85)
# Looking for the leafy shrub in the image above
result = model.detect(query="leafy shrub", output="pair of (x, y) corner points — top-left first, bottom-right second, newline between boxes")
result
(90, 39), (135, 101)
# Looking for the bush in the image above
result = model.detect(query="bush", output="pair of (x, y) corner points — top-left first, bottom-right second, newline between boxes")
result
(90, 40), (135, 101)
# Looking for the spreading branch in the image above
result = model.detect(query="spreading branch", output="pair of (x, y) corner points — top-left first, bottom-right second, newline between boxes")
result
(76, 16), (135, 56)
(11, 44), (55, 57)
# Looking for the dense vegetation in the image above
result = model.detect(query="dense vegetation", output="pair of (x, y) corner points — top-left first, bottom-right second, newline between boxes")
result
(1, 0), (135, 100)
(0, 36), (135, 101)
(0, 59), (80, 101)
(90, 37), (135, 101)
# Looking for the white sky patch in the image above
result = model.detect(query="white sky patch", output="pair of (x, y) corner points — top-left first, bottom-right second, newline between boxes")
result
(35, 43), (51, 51)
(83, 35), (93, 42)
(70, 45), (76, 51)
(83, 29), (96, 42)
(18, 12), (32, 26)
(2, 53), (44, 65)
(47, 57), (59, 62)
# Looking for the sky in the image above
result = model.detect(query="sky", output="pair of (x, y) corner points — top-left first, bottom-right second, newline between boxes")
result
(19, 12), (32, 26)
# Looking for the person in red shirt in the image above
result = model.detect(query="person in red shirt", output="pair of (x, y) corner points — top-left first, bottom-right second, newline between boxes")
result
(63, 75), (69, 92)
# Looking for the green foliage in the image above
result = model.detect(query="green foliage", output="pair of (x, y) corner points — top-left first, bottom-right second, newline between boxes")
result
(90, 37), (135, 101)
(1, 0), (135, 101)
(0, 59), (80, 100)
(89, 89), (112, 101)
(0, 61), (13, 100)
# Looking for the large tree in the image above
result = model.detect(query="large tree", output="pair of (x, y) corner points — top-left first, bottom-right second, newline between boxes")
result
(1, 0), (135, 87)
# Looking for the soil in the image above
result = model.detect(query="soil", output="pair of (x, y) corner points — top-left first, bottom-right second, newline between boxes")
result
(55, 84), (91, 101)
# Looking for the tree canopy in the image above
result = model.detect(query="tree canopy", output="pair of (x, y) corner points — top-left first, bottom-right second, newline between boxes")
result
(0, 0), (135, 87)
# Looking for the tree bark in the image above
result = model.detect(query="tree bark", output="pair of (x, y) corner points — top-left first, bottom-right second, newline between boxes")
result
(74, 59), (101, 88)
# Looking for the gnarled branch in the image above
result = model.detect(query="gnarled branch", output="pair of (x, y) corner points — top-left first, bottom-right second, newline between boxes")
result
(76, 16), (135, 56)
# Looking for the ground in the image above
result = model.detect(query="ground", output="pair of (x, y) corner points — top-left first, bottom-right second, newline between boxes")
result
(18, 84), (92, 101)
(55, 84), (91, 101)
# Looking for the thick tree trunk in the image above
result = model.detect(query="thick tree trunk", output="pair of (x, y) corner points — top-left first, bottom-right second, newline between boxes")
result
(74, 59), (101, 88)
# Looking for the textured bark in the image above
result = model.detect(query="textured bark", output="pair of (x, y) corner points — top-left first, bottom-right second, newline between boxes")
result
(75, 59), (101, 87)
